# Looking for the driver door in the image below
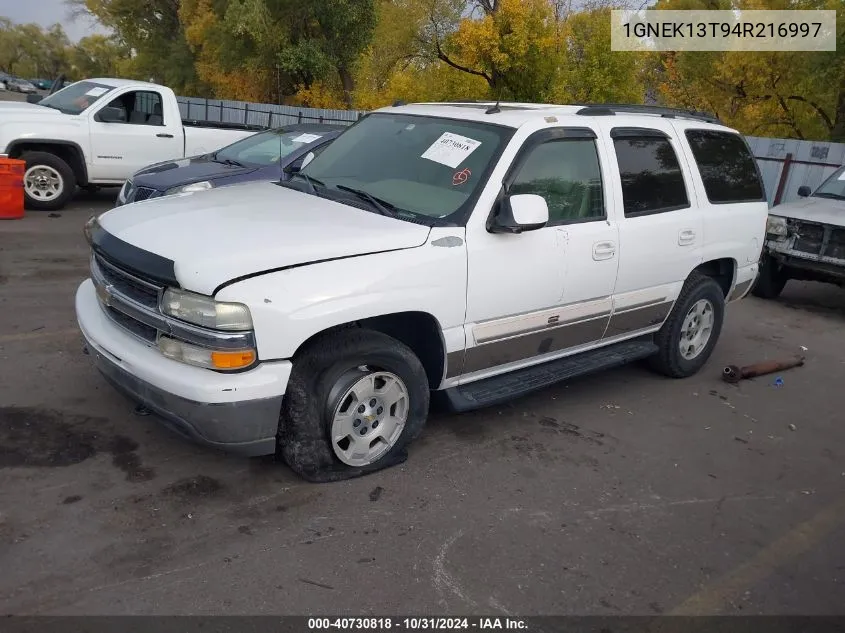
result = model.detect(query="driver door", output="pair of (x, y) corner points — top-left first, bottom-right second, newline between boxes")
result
(89, 89), (182, 181)
(458, 126), (619, 380)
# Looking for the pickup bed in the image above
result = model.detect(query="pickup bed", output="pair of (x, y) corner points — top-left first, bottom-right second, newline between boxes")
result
(76, 101), (768, 482)
(0, 78), (263, 210)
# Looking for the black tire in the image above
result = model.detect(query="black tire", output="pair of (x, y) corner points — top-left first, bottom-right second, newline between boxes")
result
(278, 328), (430, 483)
(20, 151), (77, 211)
(648, 272), (725, 379)
(751, 255), (788, 299)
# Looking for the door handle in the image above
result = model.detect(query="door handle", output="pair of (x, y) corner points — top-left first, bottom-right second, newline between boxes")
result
(678, 229), (696, 245)
(156, 133), (174, 138)
(593, 241), (616, 261)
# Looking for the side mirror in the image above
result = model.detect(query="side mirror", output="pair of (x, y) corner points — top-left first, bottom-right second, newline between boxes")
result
(489, 193), (549, 233)
(96, 106), (126, 123)
(26, 94), (42, 104)
(300, 151), (316, 170)
(797, 185), (811, 198)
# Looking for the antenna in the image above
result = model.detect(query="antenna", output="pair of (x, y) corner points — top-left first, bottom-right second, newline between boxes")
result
(485, 87), (502, 115)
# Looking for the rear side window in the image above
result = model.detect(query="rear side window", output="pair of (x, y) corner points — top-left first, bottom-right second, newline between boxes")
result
(612, 132), (689, 216)
(685, 130), (765, 203)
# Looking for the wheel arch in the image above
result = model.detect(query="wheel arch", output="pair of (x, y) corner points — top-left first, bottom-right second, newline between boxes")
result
(7, 139), (89, 186)
(692, 257), (736, 298)
(291, 311), (448, 390)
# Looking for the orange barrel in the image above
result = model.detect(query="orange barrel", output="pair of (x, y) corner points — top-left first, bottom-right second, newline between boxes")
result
(0, 157), (25, 220)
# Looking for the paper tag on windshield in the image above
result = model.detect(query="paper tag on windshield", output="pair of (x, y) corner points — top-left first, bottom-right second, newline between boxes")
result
(292, 133), (322, 144)
(838, 171), (845, 181)
(421, 132), (482, 168)
(85, 87), (109, 97)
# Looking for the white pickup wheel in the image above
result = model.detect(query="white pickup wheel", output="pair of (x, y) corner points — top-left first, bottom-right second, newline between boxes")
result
(278, 328), (429, 482)
(21, 151), (77, 211)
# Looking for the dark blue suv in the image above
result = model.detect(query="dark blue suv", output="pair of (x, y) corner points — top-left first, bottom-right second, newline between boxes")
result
(117, 124), (344, 206)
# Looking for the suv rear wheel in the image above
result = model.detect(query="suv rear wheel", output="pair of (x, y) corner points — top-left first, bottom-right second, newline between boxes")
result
(278, 328), (429, 482)
(649, 272), (725, 378)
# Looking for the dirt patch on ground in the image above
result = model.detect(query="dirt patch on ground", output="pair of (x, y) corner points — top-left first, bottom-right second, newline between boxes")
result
(0, 406), (154, 481)
(162, 475), (225, 499)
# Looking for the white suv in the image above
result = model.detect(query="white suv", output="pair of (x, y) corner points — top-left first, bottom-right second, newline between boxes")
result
(75, 102), (768, 481)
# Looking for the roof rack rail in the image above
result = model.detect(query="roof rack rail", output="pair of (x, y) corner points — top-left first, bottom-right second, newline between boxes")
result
(575, 104), (721, 125)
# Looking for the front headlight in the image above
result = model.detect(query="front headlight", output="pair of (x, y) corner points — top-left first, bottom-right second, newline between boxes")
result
(117, 179), (131, 202)
(161, 288), (253, 331)
(766, 215), (788, 237)
(158, 336), (256, 371)
(165, 180), (214, 196)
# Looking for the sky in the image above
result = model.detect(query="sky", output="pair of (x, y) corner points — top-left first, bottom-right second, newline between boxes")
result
(1, 0), (109, 42)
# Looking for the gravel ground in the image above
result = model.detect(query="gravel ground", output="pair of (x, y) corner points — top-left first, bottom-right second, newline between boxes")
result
(1, 143), (844, 617)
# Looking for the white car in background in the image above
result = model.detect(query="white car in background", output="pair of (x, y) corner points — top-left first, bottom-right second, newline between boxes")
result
(0, 78), (262, 210)
(754, 165), (845, 298)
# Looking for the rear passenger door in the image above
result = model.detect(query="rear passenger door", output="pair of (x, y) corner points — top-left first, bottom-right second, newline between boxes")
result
(601, 122), (703, 339)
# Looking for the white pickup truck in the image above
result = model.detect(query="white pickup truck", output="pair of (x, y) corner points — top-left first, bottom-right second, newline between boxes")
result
(75, 102), (767, 482)
(0, 78), (261, 210)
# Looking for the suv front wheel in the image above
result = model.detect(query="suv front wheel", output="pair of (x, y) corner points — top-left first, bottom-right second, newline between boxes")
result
(279, 328), (429, 482)
(649, 272), (725, 378)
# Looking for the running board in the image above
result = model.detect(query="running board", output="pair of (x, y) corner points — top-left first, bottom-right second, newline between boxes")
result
(441, 339), (659, 413)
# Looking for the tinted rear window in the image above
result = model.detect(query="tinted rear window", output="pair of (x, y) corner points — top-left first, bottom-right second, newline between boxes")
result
(685, 130), (765, 203)
(613, 135), (689, 216)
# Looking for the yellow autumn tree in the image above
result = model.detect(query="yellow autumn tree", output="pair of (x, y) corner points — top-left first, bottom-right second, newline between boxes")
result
(654, 0), (845, 140)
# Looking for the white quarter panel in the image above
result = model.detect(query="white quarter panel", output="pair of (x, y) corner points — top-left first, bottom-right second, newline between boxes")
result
(215, 227), (468, 362)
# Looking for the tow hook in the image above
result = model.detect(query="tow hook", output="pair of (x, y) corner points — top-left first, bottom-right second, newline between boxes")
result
(82, 345), (90, 356)
(134, 404), (151, 417)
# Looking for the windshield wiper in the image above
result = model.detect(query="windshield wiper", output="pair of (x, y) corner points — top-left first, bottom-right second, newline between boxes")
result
(335, 185), (399, 217)
(210, 153), (245, 167)
(813, 192), (845, 201)
(288, 171), (325, 195)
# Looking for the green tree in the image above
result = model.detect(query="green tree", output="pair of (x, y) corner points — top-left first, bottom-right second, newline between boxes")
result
(70, 34), (130, 78)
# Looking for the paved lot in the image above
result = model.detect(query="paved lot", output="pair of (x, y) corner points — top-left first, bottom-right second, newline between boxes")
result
(1, 190), (845, 616)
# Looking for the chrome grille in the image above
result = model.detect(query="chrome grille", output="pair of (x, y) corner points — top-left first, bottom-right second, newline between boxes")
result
(94, 254), (160, 309)
(824, 228), (845, 260)
(133, 187), (158, 202)
(793, 222), (825, 256)
(90, 251), (257, 352)
(105, 305), (158, 343)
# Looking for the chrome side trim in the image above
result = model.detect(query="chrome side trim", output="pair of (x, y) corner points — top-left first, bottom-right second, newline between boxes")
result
(604, 301), (672, 339)
(472, 296), (612, 344)
(728, 279), (753, 302)
(463, 314), (609, 375)
(91, 257), (255, 350)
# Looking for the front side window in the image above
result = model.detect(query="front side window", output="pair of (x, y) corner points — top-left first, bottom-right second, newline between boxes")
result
(813, 166), (845, 201)
(685, 130), (764, 203)
(509, 138), (604, 224)
(613, 133), (689, 217)
(298, 113), (512, 222)
(218, 128), (333, 166)
(37, 81), (114, 115)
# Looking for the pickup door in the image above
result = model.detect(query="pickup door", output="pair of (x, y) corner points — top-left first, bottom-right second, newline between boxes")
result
(88, 87), (183, 181)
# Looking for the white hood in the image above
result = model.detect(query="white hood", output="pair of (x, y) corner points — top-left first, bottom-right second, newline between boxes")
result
(772, 196), (845, 227)
(0, 101), (65, 118)
(98, 181), (432, 295)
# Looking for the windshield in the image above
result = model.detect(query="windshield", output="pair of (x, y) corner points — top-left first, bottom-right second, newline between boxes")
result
(38, 81), (114, 115)
(813, 167), (845, 201)
(216, 128), (331, 166)
(299, 112), (512, 221)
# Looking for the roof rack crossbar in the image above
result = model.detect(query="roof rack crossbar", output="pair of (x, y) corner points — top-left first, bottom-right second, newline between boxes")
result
(575, 104), (721, 124)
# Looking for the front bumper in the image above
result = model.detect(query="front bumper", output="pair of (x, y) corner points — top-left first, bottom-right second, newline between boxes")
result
(76, 279), (291, 456)
(765, 239), (845, 282)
